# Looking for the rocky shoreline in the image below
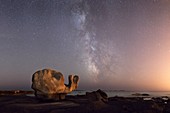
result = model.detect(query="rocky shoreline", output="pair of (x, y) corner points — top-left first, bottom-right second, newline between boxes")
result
(0, 90), (33, 96)
(0, 90), (170, 113)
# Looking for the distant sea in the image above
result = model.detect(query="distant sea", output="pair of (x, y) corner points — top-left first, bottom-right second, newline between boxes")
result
(68, 90), (170, 97)
(27, 90), (170, 97)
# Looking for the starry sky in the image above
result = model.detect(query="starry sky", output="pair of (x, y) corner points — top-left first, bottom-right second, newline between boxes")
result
(0, 0), (170, 91)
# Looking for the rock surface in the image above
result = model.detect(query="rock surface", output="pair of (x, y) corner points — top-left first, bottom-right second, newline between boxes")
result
(31, 69), (79, 100)
(86, 89), (108, 103)
(0, 90), (169, 113)
(85, 89), (108, 110)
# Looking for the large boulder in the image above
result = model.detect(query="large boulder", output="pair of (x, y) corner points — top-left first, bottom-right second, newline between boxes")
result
(31, 69), (79, 100)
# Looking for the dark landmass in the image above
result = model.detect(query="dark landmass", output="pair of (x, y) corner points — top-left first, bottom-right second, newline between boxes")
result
(0, 90), (170, 113)
(131, 93), (150, 96)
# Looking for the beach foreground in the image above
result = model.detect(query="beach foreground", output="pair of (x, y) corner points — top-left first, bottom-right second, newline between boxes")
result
(0, 90), (170, 113)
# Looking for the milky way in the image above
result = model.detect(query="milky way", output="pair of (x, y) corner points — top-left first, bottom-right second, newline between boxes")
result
(0, 0), (170, 91)
(71, 1), (122, 83)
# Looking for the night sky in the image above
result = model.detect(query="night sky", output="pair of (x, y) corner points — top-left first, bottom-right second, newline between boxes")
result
(0, 0), (170, 91)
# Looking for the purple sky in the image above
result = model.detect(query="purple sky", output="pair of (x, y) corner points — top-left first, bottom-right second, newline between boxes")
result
(0, 0), (170, 91)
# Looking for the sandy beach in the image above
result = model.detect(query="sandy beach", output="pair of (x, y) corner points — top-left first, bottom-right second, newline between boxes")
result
(0, 90), (170, 113)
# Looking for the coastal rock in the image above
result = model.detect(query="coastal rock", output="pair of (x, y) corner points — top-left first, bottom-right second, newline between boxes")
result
(0, 94), (168, 113)
(85, 89), (108, 110)
(31, 69), (79, 100)
(132, 93), (150, 96)
(86, 89), (108, 102)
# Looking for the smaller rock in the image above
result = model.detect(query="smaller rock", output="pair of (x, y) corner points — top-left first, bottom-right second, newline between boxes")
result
(86, 89), (108, 103)
(85, 89), (108, 110)
(96, 89), (108, 102)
